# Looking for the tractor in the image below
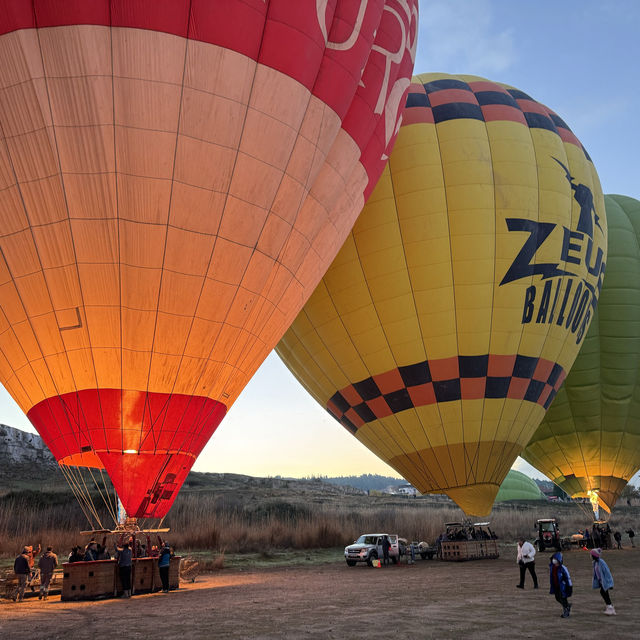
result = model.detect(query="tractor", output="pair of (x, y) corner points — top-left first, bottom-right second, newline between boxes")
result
(535, 518), (562, 551)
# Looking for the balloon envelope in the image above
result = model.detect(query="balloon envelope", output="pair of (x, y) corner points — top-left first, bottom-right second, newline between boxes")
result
(495, 469), (545, 502)
(277, 73), (607, 515)
(522, 194), (640, 513)
(0, 0), (417, 517)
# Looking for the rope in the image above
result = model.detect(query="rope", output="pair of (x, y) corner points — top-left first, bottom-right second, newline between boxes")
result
(59, 464), (101, 530)
(74, 466), (104, 527)
(86, 466), (118, 526)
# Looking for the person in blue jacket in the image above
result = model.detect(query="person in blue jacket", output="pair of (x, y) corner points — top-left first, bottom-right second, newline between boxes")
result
(549, 551), (573, 618)
(591, 548), (615, 615)
(158, 542), (174, 593)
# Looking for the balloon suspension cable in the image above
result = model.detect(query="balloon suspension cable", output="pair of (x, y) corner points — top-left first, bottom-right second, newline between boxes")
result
(97, 466), (118, 522)
(86, 465), (119, 525)
(588, 490), (600, 521)
(59, 464), (95, 527)
(59, 464), (105, 530)
(58, 463), (133, 531)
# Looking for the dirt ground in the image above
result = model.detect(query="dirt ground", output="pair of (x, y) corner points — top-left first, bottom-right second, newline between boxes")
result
(1, 546), (639, 639)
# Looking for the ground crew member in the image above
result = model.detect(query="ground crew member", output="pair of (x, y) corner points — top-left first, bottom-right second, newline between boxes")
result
(38, 547), (58, 600)
(12, 548), (31, 602)
(516, 537), (538, 589)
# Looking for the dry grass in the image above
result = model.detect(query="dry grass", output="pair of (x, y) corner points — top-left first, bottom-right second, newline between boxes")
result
(2, 487), (638, 562)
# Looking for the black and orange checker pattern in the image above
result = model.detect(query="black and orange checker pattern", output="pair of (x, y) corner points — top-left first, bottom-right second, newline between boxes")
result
(403, 77), (591, 161)
(327, 354), (566, 435)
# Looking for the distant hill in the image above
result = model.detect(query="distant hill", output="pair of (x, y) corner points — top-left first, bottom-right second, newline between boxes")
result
(0, 424), (62, 490)
(0, 425), (390, 497)
(0, 424), (56, 467)
(322, 474), (405, 492)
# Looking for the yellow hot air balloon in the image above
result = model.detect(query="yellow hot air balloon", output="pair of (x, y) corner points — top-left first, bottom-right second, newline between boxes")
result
(522, 194), (640, 515)
(277, 73), (607, 515)
(0, 0), (418, 523)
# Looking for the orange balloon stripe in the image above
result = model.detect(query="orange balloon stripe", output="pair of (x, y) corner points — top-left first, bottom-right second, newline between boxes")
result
(326, 354), (566, 434)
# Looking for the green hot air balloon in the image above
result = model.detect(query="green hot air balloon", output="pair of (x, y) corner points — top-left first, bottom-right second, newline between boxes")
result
(495, 469), (546, 502)
(522, 194), (640, 514)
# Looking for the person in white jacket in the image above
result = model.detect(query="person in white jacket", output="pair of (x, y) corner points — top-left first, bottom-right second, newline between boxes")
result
(516, 537), (539, 589)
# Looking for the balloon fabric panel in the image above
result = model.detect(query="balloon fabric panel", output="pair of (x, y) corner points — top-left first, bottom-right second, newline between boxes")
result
(277, 73), (607, 516)
(0, 0), (418, 518)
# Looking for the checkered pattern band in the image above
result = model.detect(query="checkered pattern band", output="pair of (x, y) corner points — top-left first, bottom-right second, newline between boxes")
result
(327, 354), (566, 435)
(404, 78), (591, 161)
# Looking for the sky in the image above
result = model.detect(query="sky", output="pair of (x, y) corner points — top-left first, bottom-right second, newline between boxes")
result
(1, 0), (640, 484)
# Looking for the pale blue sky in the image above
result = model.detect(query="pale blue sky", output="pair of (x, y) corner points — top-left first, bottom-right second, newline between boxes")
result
(2, 0), (639, 483)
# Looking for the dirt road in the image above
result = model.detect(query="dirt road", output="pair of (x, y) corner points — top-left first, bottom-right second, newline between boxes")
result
(1, 547), (639, 639)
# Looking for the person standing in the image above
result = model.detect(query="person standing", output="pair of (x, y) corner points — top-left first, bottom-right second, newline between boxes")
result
(84, 540), (98, 561)
(381, 536), (391, 566)
(12, 547), (31, 602)
(613, 531), (622, 549)
(549, 552), (573, 618)
(408, 541), (416, 565)
(158, 542), (173, 593)
(591, 548), (615, 615)
(516, 537), (538, 589)
(25, 544), (41, 591)
(116, 542), (133, 598)
(68, 546), (83, 562)
(625, 528), (635, 548)
(38, 547), (58, 600)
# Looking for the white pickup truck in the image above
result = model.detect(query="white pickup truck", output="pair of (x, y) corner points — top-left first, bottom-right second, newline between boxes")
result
(344, 533), (401, 566)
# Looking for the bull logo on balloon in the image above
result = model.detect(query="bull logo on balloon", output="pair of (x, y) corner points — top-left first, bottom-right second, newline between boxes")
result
(500, 157), (606, 343)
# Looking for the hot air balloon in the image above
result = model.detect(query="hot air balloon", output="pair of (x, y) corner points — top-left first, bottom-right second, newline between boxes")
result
(0, 0), (418, 526)
(276, 73), (607, 515)
(522, 194), (640, 515)
(495, 470), (546, 503)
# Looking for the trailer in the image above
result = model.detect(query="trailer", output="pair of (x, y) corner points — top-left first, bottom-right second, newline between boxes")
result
(439, 521), (499, 561)
(440, 539), (499, 561)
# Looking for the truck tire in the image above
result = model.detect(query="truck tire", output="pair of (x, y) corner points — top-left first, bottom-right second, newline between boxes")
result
(420, 553), (427, 560)
(346, 560), (356, 567)
(391, 555), (398, 565)
(367, 552), (378, 567)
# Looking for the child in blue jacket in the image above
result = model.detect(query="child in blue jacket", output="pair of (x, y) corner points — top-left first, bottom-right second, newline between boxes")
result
(591, 548), (615, 615)
(549, 552), (573, 618)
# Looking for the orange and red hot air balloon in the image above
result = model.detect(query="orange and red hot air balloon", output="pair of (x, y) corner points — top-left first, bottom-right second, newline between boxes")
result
(0, 0), (418, 522)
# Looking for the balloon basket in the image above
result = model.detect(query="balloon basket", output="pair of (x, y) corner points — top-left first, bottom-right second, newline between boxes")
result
(61, 556), (181, 601)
